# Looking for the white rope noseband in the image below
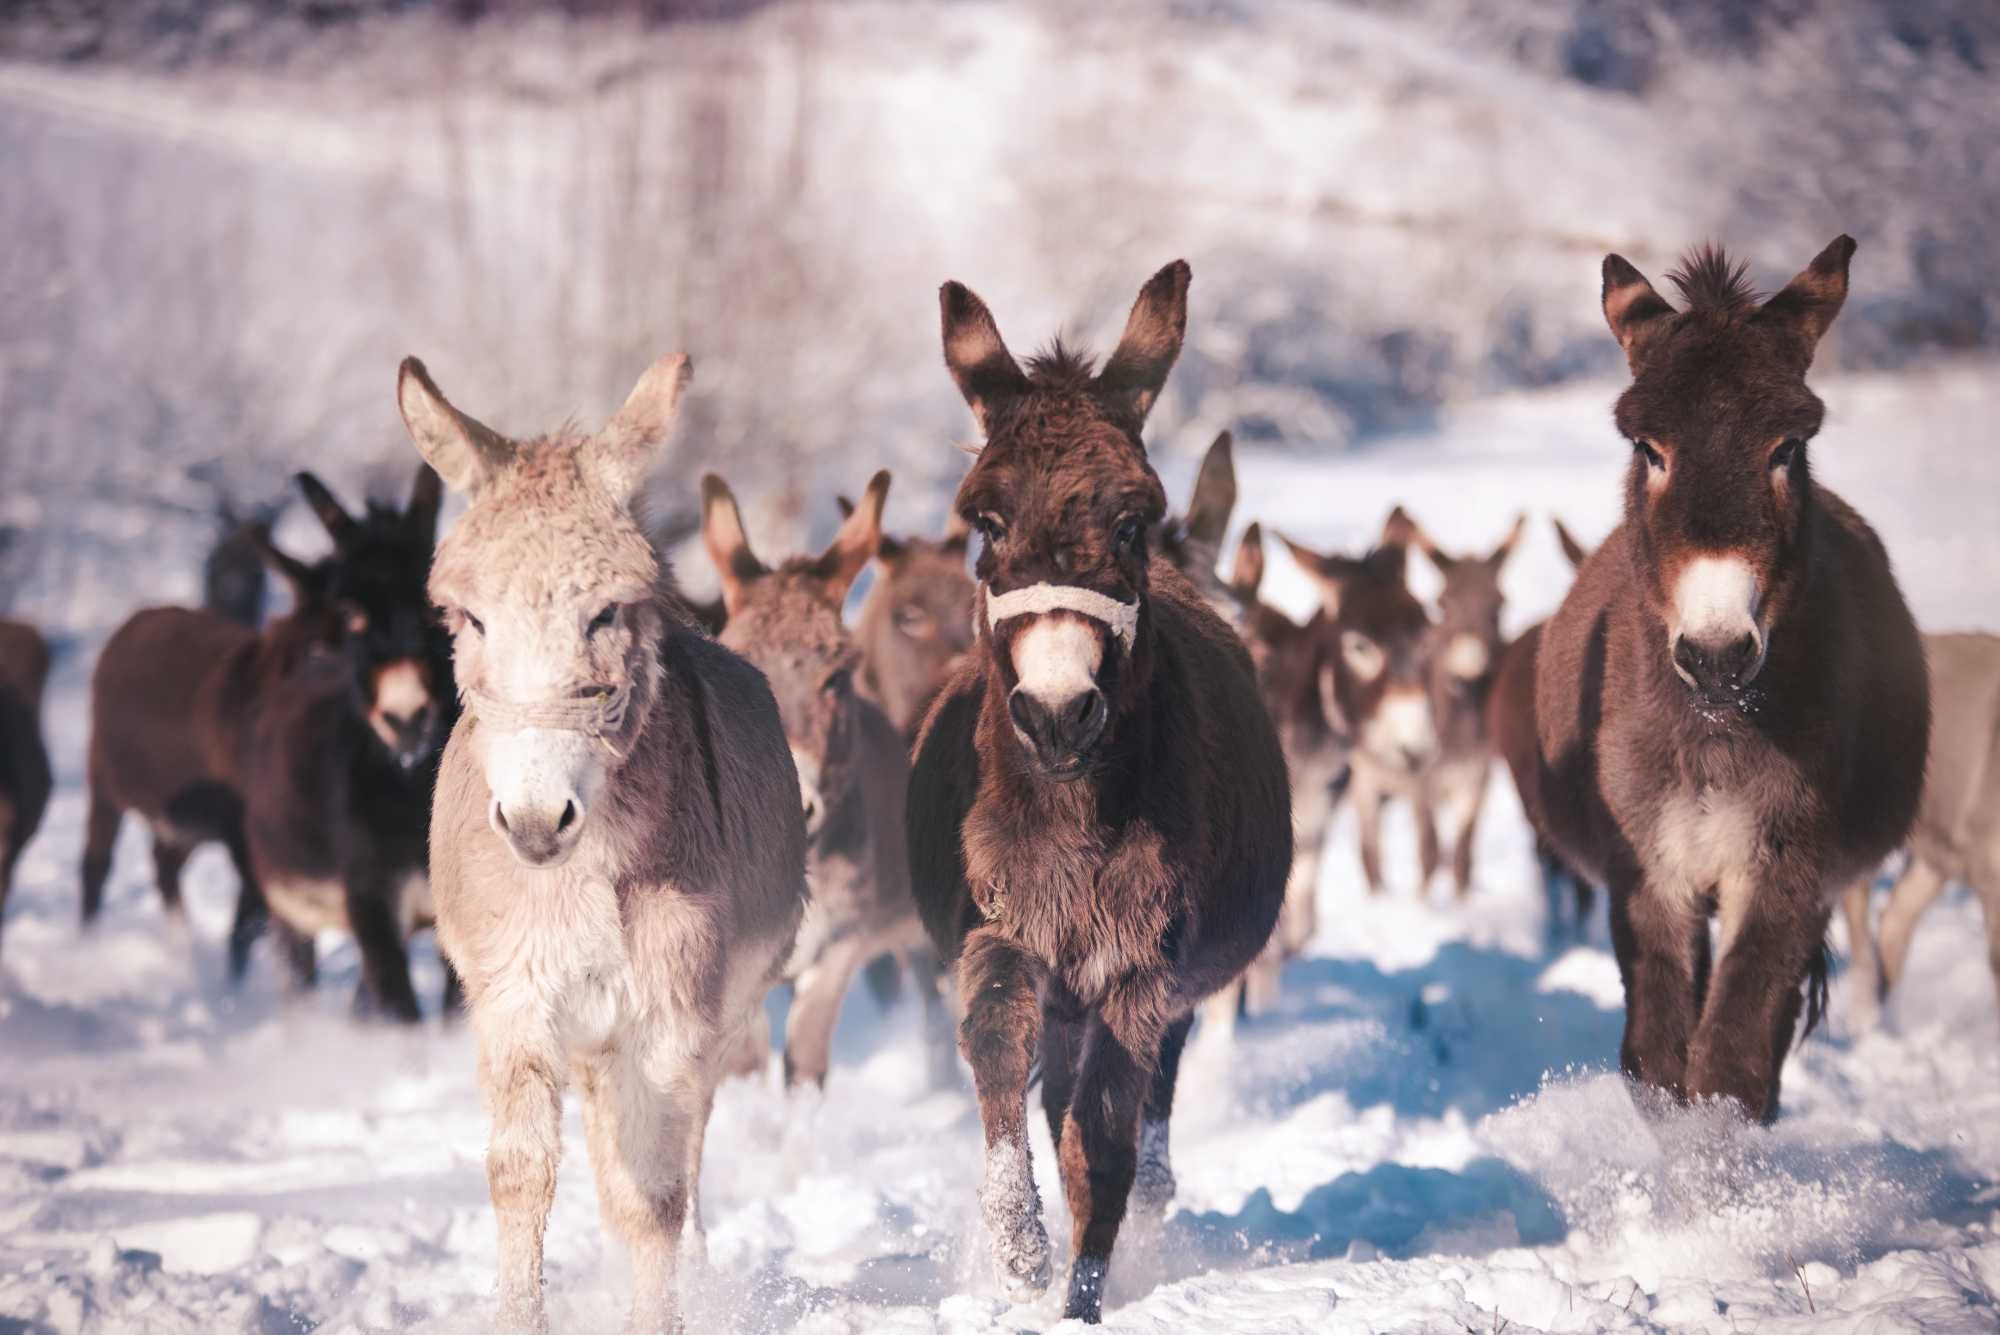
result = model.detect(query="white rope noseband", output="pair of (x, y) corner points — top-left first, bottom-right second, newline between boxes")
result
(462, 678), (640, 759)
(981, 582), (1140, 653)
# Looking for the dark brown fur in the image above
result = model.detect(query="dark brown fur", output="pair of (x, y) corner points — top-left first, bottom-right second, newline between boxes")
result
(909, 262), (1290, 1321)
(1488, 519), (1595, 940)
(0, 619), (53, 949)
(1531, 237), (1929, 1122)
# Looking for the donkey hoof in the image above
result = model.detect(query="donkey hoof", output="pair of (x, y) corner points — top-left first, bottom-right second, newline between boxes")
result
(1062, 1254), (1108, 1323)
(1131, 1116), (1176, 1215)
(993, 1225), (1053, 1302)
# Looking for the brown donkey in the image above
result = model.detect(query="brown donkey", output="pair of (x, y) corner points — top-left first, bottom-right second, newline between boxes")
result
(398, 353), (805, 1333)
(1531, 237), (1928, 1122)
(1843, 631), (2000, 1029)
(701, 469), (950, 1086)
(1405, 511), (1527, 897)
(1201, 523), (1352, 1024)
(0, 619), (53, 949)
(843, 495), (976, 740)
(1280, 514), (1440, 896)
(909, 262), (1291, 1322)
(1487, 518), (1595, 940)
(83, 536), (339, 950)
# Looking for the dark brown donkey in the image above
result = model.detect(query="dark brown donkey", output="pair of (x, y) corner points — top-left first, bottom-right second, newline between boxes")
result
(237, 467), (456, 1020)
(1200, 523), (1353, 1025)
(1281, 514), (1440, 895)
(1531, 237), (1928, 1122)
(84, 535), (336, 953)
(701, 469), (950, 1085)
(843, 493), (976, 740)
(1489, 518), (1596, 941)
(0, 619), (53, 949)
(909, 261), (1290, 1322)
(1404, 511), (1526, 898)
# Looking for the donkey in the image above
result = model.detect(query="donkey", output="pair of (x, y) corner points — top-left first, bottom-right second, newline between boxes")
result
(1403, 512), (1526, 897)
(1152, 431), (1243, 627)
(1843, 631), (2000, 1028)
(84, 534), (341, 951)
(1199, 523), (1352, 1025)
(0, 619), (53, 950)
(397, 353), (804, 1333)
(1530, 237), (1928, 1123)
(1488, 518), (1596, 940)
(843, 494), (976, 740)
(701, 469), (950, 1086)
(235, 467), (457, 1020)
(909, 261), (1290, 1322)
(1280, 514), (1440, 896)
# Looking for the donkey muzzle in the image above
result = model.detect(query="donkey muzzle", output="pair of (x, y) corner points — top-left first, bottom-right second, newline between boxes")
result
(489, 790), (585, 868)
(1008, 685), (1108, 778)
(1673, 632), (1764, 701)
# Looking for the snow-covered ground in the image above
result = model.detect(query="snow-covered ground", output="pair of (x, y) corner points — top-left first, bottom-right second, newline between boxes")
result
(4, 361), (1997, 1334)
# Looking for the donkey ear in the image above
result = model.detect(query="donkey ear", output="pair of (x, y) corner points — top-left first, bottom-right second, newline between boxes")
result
(1601, 255), (1676, 368)
(294, 472), (357, 549)
(941, 507), (972, 554)
(1390, 505), (1449, 571)
(1553, 517), (1590, 570)
(396, 357), (514, 494)
(1230, 520), (1266, 600)
(1098, 259), (1191, 427)
(834, 495), (855, 519)
(594, 353), (693, 504)
(699, 473), (766, 616)
(1758, 234), (1856, 360)
(244, 524), (318, 605)
(405, 464), (444, 548)
(940, 282), (1028, 434)
(1277, 531), (1359, 617)
(1489, 512), (1528, 568)
(1182, 430), (1237, 549)
(815, 469), (890, 604)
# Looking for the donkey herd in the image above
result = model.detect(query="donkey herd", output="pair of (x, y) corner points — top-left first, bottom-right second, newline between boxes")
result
(0, 235), (1994, 1328)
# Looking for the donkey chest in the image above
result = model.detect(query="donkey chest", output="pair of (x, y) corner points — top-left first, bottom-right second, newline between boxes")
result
(969, 818), (1169, 1000)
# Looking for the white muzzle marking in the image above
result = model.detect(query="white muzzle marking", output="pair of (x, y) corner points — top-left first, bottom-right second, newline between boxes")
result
(1364, 687), (1438, 770)
(1672, 556), (1762, 653)
(1441, 633), (1491, 682)
(792, 746), (826, 836)
(1010, 617), (1103, 708)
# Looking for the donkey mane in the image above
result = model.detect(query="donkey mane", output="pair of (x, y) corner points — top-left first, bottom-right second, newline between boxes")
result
(1022, 337), (1099, 389)
(1666, 243), (1760, 314)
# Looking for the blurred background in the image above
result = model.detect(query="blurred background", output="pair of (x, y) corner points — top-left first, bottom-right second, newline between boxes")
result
(3, 0), (1995, 633)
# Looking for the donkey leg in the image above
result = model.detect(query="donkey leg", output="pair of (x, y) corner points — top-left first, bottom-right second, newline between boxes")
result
(781, 931), (869, 1088)
(1686, 896), (1830, 1124)
(479, 1037), (565, 1334)
(681, 1077), (716, 1267)
(1609, 879), (1706, 1102)
(1198, 977), (1244, 1039)
(80, 787), (122, 924)
(1876, 857), (1947, 997)
(1353, 778), (1387, 896)
(151, 838), (192, 918)
(908, 944), (961, 1089)
(956, 927), (1050, 1301)
(580, 1053), (694, 1335)
(348, 882), (422, 1024)
(1978, 873), (2000, 1011)
(1039, 987), (1086, 1150)
(1057, 1002), (1158, 1324)
(1132, 1012), (1193, 1216)
(224, 831), (269, 985)
(1446, 769), (1489, 900)
(440, 954), (467, 1019)
(1840, 878), (1881, 1032)
(1414, 792), (1441, 892)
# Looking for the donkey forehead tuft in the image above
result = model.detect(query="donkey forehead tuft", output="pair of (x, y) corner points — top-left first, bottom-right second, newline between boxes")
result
(431, 435), (660, 604)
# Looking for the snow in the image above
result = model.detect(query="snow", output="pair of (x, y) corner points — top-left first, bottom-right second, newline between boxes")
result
(3, 359), (1997, 1332)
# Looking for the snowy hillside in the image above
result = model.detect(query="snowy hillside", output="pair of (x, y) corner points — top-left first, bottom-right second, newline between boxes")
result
(3, 360), (1997, 1333)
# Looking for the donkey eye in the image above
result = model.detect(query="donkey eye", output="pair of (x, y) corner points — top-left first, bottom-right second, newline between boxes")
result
(975, 512), (1007, 544)
(1632, 438), (1666, 472)
(461, 610), (485, 637)
(893, 604), (937, 641)
(823, 667), (852, 697)
(1341, 630), (1386, 682)
(1113, 517), (1142, 554)
(587, 604), (618, 637)
(1770, 438), (1803, 471)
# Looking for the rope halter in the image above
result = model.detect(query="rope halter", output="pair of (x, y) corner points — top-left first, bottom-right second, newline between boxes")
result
(979, 581), (1140, 654)
(462, 669), (645, 760)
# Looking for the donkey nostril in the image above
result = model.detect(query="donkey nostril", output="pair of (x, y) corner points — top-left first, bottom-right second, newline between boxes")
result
(557, 801), (577, 834)
(803, 797), (819, 824)
(1008, 690), (1037, 735)
(491, 801), (510, 833)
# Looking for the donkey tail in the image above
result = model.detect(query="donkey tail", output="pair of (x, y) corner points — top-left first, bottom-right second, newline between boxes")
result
(1798, 938), (1834, 1042)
